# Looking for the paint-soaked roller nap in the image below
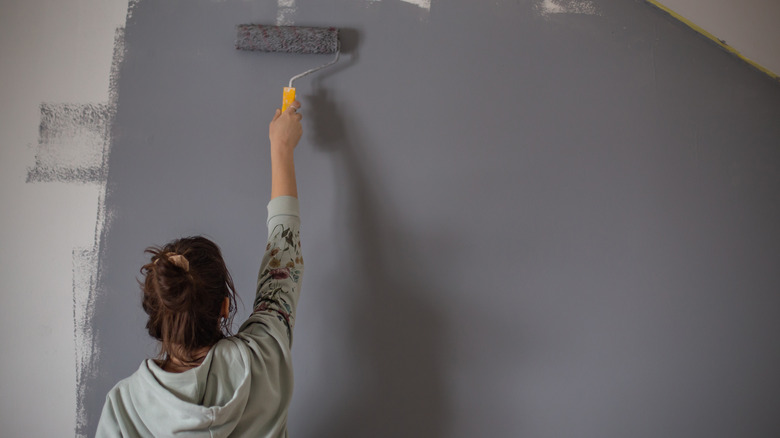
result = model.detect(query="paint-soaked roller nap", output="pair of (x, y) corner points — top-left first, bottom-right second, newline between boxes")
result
(236, 24), (340, 112)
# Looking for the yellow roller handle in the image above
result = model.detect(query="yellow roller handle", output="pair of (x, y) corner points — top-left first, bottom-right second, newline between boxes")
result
(282, 87), (296, 112)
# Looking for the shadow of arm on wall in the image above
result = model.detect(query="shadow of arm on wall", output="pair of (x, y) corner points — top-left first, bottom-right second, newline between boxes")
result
(305, 27), (359, 152)
(302, 81), (451, 438)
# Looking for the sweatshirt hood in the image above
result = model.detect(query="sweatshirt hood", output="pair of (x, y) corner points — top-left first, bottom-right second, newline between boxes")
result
(129, 337), (253, 437)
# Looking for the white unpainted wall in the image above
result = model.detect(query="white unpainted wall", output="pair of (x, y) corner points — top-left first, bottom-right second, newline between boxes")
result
(0, 0), (127, 436)
(0, 0), (776, 435)
(655, 0), (780, 77)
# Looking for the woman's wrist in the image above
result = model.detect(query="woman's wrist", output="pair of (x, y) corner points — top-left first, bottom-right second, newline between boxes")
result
(270, 153), (298, 199)
(270, 143), (295, 160)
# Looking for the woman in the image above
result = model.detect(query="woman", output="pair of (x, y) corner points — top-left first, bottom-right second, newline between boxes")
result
(96, 101), (305, 437)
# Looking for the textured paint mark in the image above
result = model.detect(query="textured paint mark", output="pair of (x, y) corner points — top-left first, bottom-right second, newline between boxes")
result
(277, 0), (297, 26)
(72, 246), (100, 438)
(26, 103), (110, 184)
(535, 0), (599, 16)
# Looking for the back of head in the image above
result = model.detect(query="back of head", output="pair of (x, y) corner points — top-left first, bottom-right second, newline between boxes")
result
(140, 236), (237, 365)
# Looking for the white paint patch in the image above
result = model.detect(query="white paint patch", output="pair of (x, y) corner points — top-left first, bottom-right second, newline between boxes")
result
(365, 0), (432, 12)
(126, 0), (142, 21)
(400, 0), (431, 11)
(536, 0), (599, 16)
(277, 0), (297, 26)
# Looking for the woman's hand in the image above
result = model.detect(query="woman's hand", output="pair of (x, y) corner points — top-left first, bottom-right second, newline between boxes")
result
(269, 100), (303, 155)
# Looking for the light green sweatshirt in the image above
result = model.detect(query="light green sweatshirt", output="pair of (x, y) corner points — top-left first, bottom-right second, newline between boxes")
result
(96, 196), (303, 437)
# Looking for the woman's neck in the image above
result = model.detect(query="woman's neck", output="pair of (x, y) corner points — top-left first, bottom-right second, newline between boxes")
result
(161, 346), (211, 373)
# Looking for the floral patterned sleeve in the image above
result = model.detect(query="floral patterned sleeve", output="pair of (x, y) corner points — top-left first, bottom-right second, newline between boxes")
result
(239, 196), (303, 346)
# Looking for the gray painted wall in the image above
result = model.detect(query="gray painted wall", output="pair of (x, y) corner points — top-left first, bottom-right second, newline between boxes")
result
(86, 0), (780, 436)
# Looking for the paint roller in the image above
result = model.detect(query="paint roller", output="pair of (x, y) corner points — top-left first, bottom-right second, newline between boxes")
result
(235, 24), (340, 112)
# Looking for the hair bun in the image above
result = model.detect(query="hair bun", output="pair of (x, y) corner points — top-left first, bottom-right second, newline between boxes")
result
(140, 236), (237, 366)
(149, 252), (197, 313)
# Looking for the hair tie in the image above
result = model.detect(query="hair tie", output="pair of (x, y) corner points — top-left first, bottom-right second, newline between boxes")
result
(168, 254), (190, 272)
(156, 252), (190, 272)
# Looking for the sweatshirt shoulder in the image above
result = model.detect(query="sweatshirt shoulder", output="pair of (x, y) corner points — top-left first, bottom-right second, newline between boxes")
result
(96, 364), (149, 437)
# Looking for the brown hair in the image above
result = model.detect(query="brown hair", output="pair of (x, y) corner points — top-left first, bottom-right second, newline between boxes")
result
(140, 236), (237, 367)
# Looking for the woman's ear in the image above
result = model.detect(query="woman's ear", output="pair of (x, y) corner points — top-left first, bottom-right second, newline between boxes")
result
(221, 297), (230, 319)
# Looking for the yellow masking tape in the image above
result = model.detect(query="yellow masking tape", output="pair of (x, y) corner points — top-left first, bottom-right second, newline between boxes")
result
(645, 0), (778, 81)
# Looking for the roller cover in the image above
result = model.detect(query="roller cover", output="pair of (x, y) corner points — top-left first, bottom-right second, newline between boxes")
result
(235, 24), (339, 54)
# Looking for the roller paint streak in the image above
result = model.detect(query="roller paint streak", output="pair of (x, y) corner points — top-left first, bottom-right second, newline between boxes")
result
(26, 103), (110, 184)
(73, 26), (125, 438)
